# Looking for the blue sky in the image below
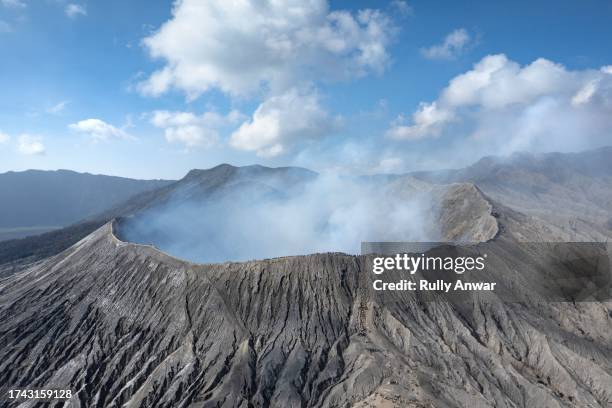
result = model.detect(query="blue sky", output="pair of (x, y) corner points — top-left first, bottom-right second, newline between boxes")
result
(1, 0), (611, 179)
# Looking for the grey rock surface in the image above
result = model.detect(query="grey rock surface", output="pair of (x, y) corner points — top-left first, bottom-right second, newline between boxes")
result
(1, 183), (611, 407)
(412, 147), (612, 241)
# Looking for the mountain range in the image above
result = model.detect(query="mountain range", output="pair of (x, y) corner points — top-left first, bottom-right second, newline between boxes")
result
(0, 169), (172, 241)
(0, 148), (611, 407)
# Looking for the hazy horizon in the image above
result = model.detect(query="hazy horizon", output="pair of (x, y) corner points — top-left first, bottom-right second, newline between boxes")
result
(3, 144), (612, 181)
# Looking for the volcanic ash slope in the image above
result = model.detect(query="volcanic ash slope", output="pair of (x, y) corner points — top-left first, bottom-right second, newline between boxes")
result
(0, 184), (611, 408)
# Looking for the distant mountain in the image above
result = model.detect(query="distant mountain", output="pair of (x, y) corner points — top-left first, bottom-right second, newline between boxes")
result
(0, 164), (317, 266)
(416, 146), (612, 183)
(0, 169), (173, 240)
(412, 146), (612, 237)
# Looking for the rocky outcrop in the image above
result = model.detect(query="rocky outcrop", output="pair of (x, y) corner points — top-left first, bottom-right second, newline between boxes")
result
(385, 177), (499, 242)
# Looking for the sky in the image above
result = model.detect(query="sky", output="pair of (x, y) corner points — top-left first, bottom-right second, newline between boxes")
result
(1, 0), (611, 179)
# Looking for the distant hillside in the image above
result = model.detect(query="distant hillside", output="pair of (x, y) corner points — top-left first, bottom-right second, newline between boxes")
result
(0, 169), (173, 240)
(411, 146), (612, 231)
(0, 164), (316, 266)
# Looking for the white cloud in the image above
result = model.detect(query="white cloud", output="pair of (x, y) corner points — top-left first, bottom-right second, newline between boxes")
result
(390, 1), (413, 16)
(0, 131), (10, 144)
(17, 134), (45, 155)
(441, 55), (569, 108)
(65, 3), (86, 18)
(387, 102), (455, 140)
(388, 54), (612, 155)
(151, 109), (242, 149)
(571, 80), (598, 106)
(69, 119), (132, 141)
(602, 66), (612, 75)
(139, 0), (396, 98)
(1, 0), (25, 8)
(421, 28), (471, 60)
(46, 100), (68, 114)
(230, 88), (341, 158)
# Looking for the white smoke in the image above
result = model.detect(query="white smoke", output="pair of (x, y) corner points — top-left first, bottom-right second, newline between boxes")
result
(119, 173), (437, 263)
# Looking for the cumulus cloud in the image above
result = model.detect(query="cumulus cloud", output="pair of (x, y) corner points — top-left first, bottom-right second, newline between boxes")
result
(386, 102), (455, 140)
(151, 109), (242, 149)
(1, 0), (25, 8)
(69, 119), (132, 141)
(230, 88), (342, 157)
(421, 28), (471, 60)
(388, 54), (612, 156)
(139, 0), (396, 98)
(65, 3), (86, 18)
(441, 55), (570, 108)
(17, 134), (45, 155)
